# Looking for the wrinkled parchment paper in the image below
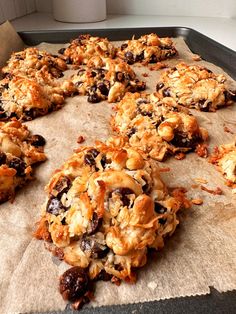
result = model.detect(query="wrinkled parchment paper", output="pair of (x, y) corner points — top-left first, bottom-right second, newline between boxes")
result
(0, 21), (236, 314)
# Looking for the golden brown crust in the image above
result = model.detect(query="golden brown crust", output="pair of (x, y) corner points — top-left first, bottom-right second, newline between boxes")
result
(209, 141), (236, 185)
(111, 92), (208, 161)
(35, 142), (184, 283)
(117, 33), (177, 64)
(156, 62), (236, 111)
(60, 34), (116, 66)
(2, 47), (67, 79)
(0, 119), (46, 203)
(71, 57), (146, 103)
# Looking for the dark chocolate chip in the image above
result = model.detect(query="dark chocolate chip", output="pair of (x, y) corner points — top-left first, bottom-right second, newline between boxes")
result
(46, 197), (68, 216)
(97, 82), (109, 96)
(112, 188), (134, 206)
(154, 203), (167, 214)
(65, 57), (72, 64)
(84, 149), (100, 166)
(59, 266), (89, 302)
(0, 106), (7, 119)
(91, 71), (97, 77)
(53, 176), (72, 197)
(0, 152), (7, 165)
(120, 43), (128, 51)
(198, 99), (211, 112)
(162, 88), (171, 97)
(87, 212), (102, 235)
(137, 98), (148, 105)
(150, 54), (158, 63)
(8, 157), (26, 177)
(100, 155), (107, 168)
(115, 72), (125, 82)
(159, 218), (167, 225)
(37, 55), (43, 60)
(127, 127), (137, 138)
(58, 48), (66, 55)
(156, 82), (164, 91)
(125, 51), (135, 64)
(95, 269), (112, 281)
(80, 236), (109, 259)
(87, 93), (100, 103)
(28, 134), (46, 147)
(171, 132), (199, 148)
(135, 51), (144, 62)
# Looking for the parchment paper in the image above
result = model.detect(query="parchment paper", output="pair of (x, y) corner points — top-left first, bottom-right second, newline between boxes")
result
(0, 21), (236, 314)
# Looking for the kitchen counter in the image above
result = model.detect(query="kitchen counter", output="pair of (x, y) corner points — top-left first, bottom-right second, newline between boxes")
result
(11, 13), (236, 51)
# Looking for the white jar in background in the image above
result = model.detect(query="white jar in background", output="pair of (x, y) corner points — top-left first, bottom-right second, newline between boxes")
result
(52, 0), (107, 23)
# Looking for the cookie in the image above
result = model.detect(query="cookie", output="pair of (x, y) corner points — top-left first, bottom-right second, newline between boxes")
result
(117, 33), (177, 65)
(111, 92), (208, 161)
(156, 62), (236, 111)
(0, 119), (46, 203)
(2, 47), (67, 79)
(71, 57), (146, 103)
(209, 141), (236, 186)
(34, 142), (187, 308)
(0, 73), (74, 121)
(58, 34), (116, 66)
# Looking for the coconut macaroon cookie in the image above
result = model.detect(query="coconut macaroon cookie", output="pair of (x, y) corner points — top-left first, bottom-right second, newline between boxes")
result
(156, 62), (236, 111)
(58, 34), (116, 66)
(117, 33), (177, 65)
(1, 47), (67, 79)
(0, 119), (46, 203)
(209, 141), (236, 187)
(71, 56), (146, 103)
(0, 73), (74, 121)
(111, 92), (208, 161)
(34, 142), (186, 308)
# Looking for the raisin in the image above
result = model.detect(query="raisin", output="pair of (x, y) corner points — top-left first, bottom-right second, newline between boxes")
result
(156, 82), (164, 91)
(120, 43), (128, 51)
(162, 88), (171, 97)
(53, 176), (72, 197)
(59, 267), (89, 302)
(8, 158), (26, 177)
(115, 72), (125, 82)
(84, 149), (100, 166)
(136, 80), (146, 91)
(171, 132), (198, 148)
(112, 188), (134, 206)
(135, 51), (144, 62)
(87, 212), (102, 235)
(0, 152), (7, 165)
(28, 134), (46, 147)
(97, 82), (109, 96)
(80, 236), (109, 259)
(58, 48), (66, 55)
(125, 51), (135, 64)
(95, 269), (112, 281)
(46, 197), (68, 216)
(154, 203), (167, 214)
(87, 93), (100, 103)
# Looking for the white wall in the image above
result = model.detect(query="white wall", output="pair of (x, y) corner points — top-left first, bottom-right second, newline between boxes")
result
(35, 0), (236, 18)
(0, 0), (36, 21)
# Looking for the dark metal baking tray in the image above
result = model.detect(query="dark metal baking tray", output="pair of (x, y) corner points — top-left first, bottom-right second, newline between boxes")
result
(18, 26), (236, 79)
(17, 27), (236, 314)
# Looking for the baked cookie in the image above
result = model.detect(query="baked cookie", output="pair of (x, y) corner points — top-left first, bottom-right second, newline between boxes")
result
(2, 47), (67, 79)
(117, 33), (177, 65)
(209, 141), (236, 186)
(34, 142), (186, 308)
(71, 57), (146, 103)
(156, 62), (236, 111)
(0, 119), (46, 203)
(111, 92), (208, 161)
(0, 73), (74, 121)
(58, 34), (116, 66)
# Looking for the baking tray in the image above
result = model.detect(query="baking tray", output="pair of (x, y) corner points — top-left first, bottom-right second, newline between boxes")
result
(16, 27), (236, 314)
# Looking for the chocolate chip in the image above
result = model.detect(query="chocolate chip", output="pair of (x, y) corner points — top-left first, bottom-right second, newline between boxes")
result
(0, 152), (7, 165)
(28, 134), (46, 147)
(100, 155), (107, 168)
(0, 106), (7, 119)
(198, 99), (211, 111)
(115, 72), (125, 82)
(80, 236), (109, 259)
(136, 80), (146, 91)
(8, 157), (26, 177)
(154, 203), (167, 214)
(225, 90), (236, 102)
(125, 51), (135, 64)
(137, 98), (148, 105)
(162, 88), (171, 97)
(58, 48), (66, 55)
(65, 57), (72, 64)
(159, 218), (167, 225)
(127, 127), (137, 138)
(120, 43), (128, 51)
(46, 197), (68, 216)
(171, 132), (198, 148)
(150, 54), (158, 63)
(24, 108), (36, 120)
(84, 149), (100, 166)
(87, 212), (102, 235)
(59, 267), (89, 302)
(53, 176), (72, 197)
(97, 82), (109, 96)
(87, 93), (100, 103)
(91, 71), (97, 77)
(75, 81), (83, 88)
(135, 51), (144, 62)
(95, 269), (112, 281)
(77, 69), (85, 76)
(156, 82), (164, 91)
(2, 83), (9, 90)
(112, 188), (134, 206)
(37, 55), (43, 60)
